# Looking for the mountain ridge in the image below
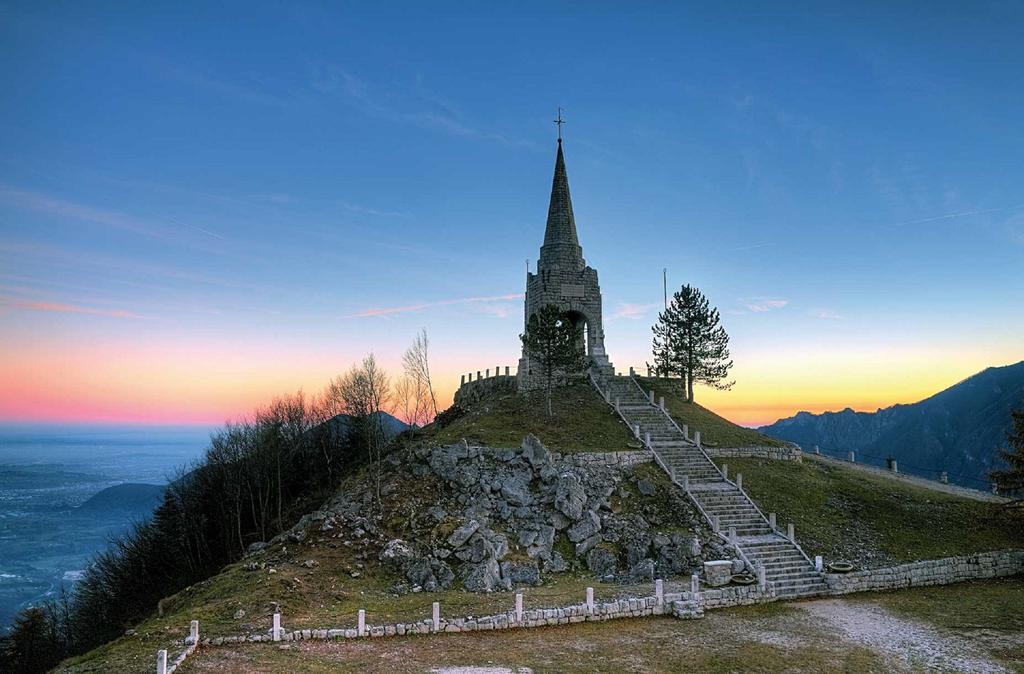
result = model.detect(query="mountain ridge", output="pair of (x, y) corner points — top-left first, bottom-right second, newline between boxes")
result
(758, 360), (1024, 487)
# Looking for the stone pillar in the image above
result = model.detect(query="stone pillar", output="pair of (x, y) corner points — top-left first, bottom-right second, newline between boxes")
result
(814, 444), (820, 455)
(486, 368), (490, 378)
(515, 593), (523, 623)
(357, 609), (366, 637)
(940, 471), (949, 484)
(468, 372), (473, 382)
(694, 431), (701, 446)
(629, 366), (635, 376)
(712, 515), (720, 532)
(615, 397), (620, 413)
(648, 389), (655, 403)
(691, 573), (700, 594)
(644, 432), (651, 448)
(814, 555), (823, 572)
(659, 396), (665, 411)
(586, 587), (594, 614)
(769, 512), (776, 530)
(728, 526), (737, 543)
(682, 424), (689, 440)
(477, 370), (481, 381)
(634, 424), (641, 439)
(787, 523), (795, 541)
(847, 450), (855, 463)
(505, 366), (510, 376)
(432, 602), (440, 631)
(736, 473), (743, 490)
(757, 565), (767, 589)
(681, 474), (689, 491)
(655, 578), (664, 606)
(647, 364), (652, 377)
(273, 613), (281, 642)
(460, 374), (466, 386)
(722, 464), (728, 480)
(190, 619), (199, 645)
(891, 460), (899, 473)
(156, 650), (167, 674)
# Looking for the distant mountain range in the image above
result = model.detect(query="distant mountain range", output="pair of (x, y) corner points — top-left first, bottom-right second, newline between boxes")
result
(758, 361), (1024, 488)
(75, 483), (165, 514)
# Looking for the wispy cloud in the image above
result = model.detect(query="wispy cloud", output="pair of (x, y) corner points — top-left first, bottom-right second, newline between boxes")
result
(809, 309), (844, 320)
(608, 302), (660, 321)
(309, 65), (536, 149)
(741, 298), (789, 313)
(888, 204), (1024, 228)
(344, 293), (523, 319)
(0, 295), (143, 319)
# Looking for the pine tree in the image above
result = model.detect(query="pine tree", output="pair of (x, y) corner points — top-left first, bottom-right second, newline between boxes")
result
(651, 284), (734, 402)
(990, 402), (1024, 503)
(520, 304), (589, 416)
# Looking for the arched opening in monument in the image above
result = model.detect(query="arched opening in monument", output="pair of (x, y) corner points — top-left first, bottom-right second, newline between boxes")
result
(564, 310), (590, 358)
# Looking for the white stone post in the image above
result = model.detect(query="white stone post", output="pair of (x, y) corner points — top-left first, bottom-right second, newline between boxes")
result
(847, 450), (855, 463)
(655, 578), (664, 606)
(690, 573), (700, 594)
(648, 389), (655, 403)
(728, 526), (737, 543)
(681, 474), (689, 491)
(757, 564), (766, 589)
(273, 613), (281, 642)
(432, 601), (440, 631)
(787, 523), (795, 541)
(604, 387), (611, 402)
(682, 424), (689, 440)
(769, 512), (776, 530)
(515, 593), (523, 623)
(644, 432), (651, 448)
(615, 397), (620, 412)
(190, 619), (199, 645)
(156, 650), (167, 674)
(357, 609), (366, 637)
(659, 396), (665, 411)
(634, 424), (641, 439)
(736, 473), (743, 490)
(586, 587), (594, 614)
(722, 463), (728, 479)
(814, 444), (820, 455)
(891, 460), (899, 473)
(814, 555), (823, 572)
(940, 471), (949, 484)
(712, 515), (720, 532)
(694, 431), (701, 446)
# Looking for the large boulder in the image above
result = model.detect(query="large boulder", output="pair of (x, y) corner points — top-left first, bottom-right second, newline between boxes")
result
(521, 434), (551, 468)
(567, 510), (601, 543)
(447, 520), (480, 549)
(463, 558), (509, 592)
(501, 560), (542, 586)
(586, 547), (619, 577)
(499, 475), (533, 507)
(379, 539), (415, 568)
(404, 558), (454, 592)
(555, 473), (586, 520)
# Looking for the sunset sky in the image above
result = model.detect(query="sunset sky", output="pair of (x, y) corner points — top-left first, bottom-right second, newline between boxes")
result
(1, 3), (1022, 428)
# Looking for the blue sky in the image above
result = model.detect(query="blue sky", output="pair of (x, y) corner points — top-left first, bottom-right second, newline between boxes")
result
(0, 2), (1022, 425)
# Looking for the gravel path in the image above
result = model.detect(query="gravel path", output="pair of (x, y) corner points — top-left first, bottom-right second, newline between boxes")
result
(801, 599), (1011, 673)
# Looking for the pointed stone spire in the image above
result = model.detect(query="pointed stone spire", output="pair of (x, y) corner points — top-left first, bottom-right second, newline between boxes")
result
(539, 140), (584, 269)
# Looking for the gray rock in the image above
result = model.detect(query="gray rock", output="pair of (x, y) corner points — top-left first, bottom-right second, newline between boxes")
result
(405, 558), (454, 592)
(575, 533), (602, 557)
(501, 560), (541, 586)
(246, 541), (268, 555)
(636, 478), (656, 496)
(499, 477), (532, 507)
(521, 434), (550, 468)
(567, 510), (601, 543)
(379, 539), (415, 568)
(544, 552), (568, 573)
(447, 520), (480, 549)
(463, 558), (509, 592)
(586, 547), (619, 577)
(555, 473), (586, 520)
(625, 558), (656, 583)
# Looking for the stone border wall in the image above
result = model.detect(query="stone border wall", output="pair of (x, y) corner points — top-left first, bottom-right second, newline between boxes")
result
(825, 549), (1024, 595)
(705, 445), (802, 462)
(552, 450), (652, 467)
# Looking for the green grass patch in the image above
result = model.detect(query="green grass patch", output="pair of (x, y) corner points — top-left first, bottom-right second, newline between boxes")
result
(720, 457), (1024, 567)
(432, 383), (636, 452)
(634, 376), (784, 448)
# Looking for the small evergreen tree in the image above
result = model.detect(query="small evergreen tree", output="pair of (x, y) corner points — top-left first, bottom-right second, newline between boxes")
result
(521, 304), (589, 416)
(652, 284), (734, 402)
(990, 402), (1024, 503)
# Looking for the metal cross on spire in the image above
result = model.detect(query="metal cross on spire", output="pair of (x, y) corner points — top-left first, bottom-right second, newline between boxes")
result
(554, 107), (565, 142)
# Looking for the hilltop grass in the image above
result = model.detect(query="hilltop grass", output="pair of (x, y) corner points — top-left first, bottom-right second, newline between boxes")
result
(633, 376), (784, 448)
(720, 457), (1024, 567)
(432, 383), (636, 452)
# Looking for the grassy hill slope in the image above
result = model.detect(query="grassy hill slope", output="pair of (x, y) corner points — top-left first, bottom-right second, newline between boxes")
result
(719, 456), (1024, 568)
(433, 383), (637, 452)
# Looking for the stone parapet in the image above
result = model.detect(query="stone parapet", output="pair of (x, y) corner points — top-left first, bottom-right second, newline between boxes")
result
(705, 445), (802, 462)
(453, 374), (517, 406)
(825, 549), (1024, 595)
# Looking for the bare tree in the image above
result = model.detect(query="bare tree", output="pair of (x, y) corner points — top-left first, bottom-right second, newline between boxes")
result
(402, 329), (438, 420)
(330, 354), (392, 502)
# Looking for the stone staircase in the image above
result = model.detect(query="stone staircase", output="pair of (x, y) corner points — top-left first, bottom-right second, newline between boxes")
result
(593, 373), (826, 600)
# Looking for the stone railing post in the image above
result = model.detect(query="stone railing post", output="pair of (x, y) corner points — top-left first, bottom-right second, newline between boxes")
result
(757, 564), (767, 589)
(722, 464), (728, 480)
(847, 450), (855, 463)
(156, 650), (167, 674)
(634, 424), (641, 439)
(190, 619), (199, 645)
(273, 613), (281, 642)
(655, 578), (664, 607)
(477, 370), (481, 381)
(681, 474), (689, 491)
(690, 573), (700, 595)
(358, 609), (366, 637)
(814, 444), (820, 455)
(586, 587), (594, 614)
(769, 512), (776, 530)
(432, 601), (440, 631)
(629, 366), (635, 376)
(505, 365), (510, 375)
(736, 473), (742, 490)
(486, 368), (490, 378)
(682, 424), (688, 440)
(659, 396), (665, 411)
(694, 431), (701, 446)
(814, 555), (823, 572)
(460, 374), (465, 386)
(648, 389), (655, 403)
(515, 593), (523, 623)
(644, 432), (651, 448)
(712, 515), (720, 532)
(615, 397), (620, 413)
(940, 471), (949, 484)
(787, 523), (795, 541)
(729, 526), (737, 543)
(890, 460), (899, 473)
